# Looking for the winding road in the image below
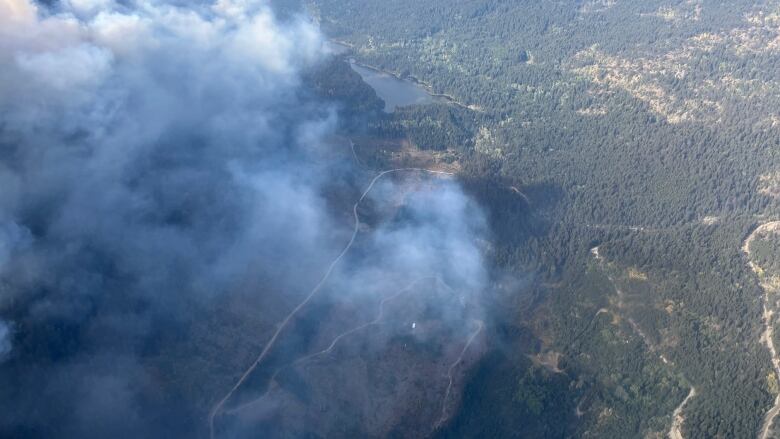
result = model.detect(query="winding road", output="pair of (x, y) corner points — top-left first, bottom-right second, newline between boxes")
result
(509, 186), (532, 205)
(435, 319), (485, 430)
(743, 221), (780, 439)
(208, 157), (454, 438)
(669, 387), (697, 439)
(225, 276), (433, 415)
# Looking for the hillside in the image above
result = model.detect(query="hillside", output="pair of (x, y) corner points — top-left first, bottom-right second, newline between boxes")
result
(303, 0), (780, 437)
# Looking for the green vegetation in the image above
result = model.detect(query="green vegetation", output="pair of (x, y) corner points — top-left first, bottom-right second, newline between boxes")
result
(752, 235), (780, 274)
(300, 0), (780, 436)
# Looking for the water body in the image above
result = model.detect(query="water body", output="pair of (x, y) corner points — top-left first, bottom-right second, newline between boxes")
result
(327, 40), (440, 112)
(347, 61), (437, 112)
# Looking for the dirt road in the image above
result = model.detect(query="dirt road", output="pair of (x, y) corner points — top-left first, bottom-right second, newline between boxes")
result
(435, 319), (484, 430)
(208, 167), (453, 438)
(669, 387), (696, 439)
(743, 221), (780, 439)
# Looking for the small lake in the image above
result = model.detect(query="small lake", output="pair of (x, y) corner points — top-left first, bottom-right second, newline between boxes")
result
(347, 61), (437, 113)
(328, 40), (440, 113)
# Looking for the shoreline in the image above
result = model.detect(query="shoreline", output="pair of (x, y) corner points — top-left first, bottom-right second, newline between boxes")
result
(330, 39), (473, 111)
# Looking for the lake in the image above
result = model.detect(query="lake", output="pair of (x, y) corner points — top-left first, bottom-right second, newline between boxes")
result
(327, 41), (443, 112)
(347, 61), (437, 112)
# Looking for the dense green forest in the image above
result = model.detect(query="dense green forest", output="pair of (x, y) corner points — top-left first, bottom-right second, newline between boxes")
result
(293, 0), (780, 437)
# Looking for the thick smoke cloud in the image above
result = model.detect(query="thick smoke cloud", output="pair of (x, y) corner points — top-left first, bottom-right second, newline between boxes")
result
(0, 0), (489, 437)
(0, 0), (334, 316)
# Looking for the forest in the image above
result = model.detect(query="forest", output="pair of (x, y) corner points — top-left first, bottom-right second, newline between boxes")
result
(298, 0), (780, 437)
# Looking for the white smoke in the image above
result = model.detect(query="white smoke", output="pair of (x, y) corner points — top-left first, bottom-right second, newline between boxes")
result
(0, 1), (490, 437)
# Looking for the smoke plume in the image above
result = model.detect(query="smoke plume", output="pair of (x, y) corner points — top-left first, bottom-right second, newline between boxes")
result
(0, 1), (489, 437)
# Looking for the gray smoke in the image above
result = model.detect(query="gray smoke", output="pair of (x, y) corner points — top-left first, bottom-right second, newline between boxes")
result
(0, 1), (490, 437)
(0, 320), (11, 360)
